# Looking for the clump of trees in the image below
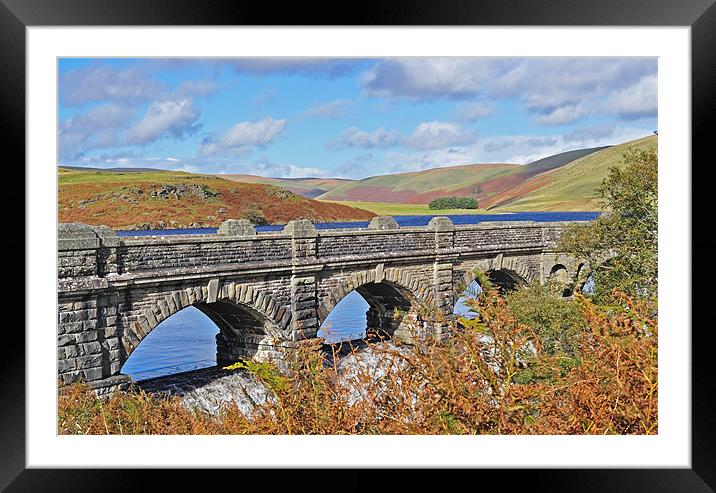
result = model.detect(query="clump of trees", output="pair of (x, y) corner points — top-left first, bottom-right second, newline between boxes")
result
(428, 196), (479, 210)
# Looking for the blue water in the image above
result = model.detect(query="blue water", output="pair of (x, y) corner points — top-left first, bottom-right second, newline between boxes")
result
(121, 306), (219, 381)
(120, 212), (599, 381)
(318, 291), (369, 343)
(115, 211), (600, 236)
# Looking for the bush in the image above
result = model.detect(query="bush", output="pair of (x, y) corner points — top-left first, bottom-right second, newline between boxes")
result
(505, 281), (586, 357)
(58, 284), (656, 435)
(428, 196), (478, 210)
(559, 148), (657, 304)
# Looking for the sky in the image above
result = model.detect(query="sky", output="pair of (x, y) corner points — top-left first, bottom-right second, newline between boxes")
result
(58, 57), (657, 179)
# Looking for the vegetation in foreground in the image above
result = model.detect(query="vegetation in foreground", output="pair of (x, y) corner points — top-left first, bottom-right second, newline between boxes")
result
(560, 147), (658, 305)
(57, 146), (658, 435)
(58, 168), (375, 230)
(58, 285), (657, 435)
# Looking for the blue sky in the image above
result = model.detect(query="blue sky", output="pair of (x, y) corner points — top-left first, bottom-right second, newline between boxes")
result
(58, 57), (657, 178)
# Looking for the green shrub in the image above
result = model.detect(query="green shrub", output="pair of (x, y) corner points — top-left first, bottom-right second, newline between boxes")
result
(428, 196), (478, 210)
(505, 281), (587, 357)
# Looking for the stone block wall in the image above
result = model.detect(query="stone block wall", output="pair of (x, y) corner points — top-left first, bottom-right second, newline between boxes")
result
(58, 217), (582, 390)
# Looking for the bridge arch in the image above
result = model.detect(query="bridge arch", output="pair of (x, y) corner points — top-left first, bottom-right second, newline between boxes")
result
(459, 267), (531, 295)
(486, 269), (529, 292)
(548, 263), (572, 296)
(318, 268), (435, 341)
(122, 282), (291, 369)
(318, 267), (434, 321)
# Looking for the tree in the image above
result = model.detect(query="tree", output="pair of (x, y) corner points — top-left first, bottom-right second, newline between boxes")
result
(559, 148), (657, 303)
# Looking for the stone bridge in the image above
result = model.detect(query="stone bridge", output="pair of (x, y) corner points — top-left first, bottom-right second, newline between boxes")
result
(57, 216), (587, 393)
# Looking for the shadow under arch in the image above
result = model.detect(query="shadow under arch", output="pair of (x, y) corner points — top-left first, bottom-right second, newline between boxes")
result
(549, 263), (572, 297)
(318, 270), (432, 343)
(120, 288), (289, 378)
(486, 268), (528, 292)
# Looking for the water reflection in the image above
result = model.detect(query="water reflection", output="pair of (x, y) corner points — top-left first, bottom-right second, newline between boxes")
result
(454, 279), (483, 320)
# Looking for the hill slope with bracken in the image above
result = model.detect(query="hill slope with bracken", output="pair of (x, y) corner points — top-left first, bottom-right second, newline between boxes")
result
(58, 168), (375, 230)
(317, 163), (522, 203)
(318, 145), (608, 205)
(217, 174), (352, 198)
(486, 135), (658, 211)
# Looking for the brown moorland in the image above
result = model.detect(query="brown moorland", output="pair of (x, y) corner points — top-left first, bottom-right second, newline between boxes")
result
(58, 168), (375, 230)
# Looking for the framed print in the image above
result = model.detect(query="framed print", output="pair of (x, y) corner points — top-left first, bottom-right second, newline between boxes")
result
(5, 0), (715, 489)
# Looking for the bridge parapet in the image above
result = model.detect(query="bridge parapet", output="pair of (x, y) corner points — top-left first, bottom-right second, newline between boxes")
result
(58, 218), (586, 282)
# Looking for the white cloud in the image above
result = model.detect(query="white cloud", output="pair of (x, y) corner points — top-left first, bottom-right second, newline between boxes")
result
(220, 117), (287, 148)
(59, 103), (136, 159)
(456, 102), (495, 122)
(532, 104), (586, 125)
(328, 126), (402, 149)
(361, 58), (499, 99)
(304, 99), (352, 118)
(60, 65), (162, 106)
(175, 80), (218, 98)
(126, 98), (201, 145)
(360, 57), (657, 126)
(199, 117), (288, 156)
(608, 74), (658, 120)
(405, 121), (477, 150)
(329, 121), (476, 152)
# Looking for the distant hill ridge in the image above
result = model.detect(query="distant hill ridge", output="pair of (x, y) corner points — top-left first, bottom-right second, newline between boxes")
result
(317, 144), (611, 205)
(58, 135), (657, 216)
(217, 174), (353, 199)
(317, 138), (653, 210)
(524, 146), (611, 172)
(482, 135), (657, 211)
(59, 165), (173, 173)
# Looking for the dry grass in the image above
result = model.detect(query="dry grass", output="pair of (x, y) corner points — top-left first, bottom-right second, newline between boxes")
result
(57, 168), (375, 229)
(58, 286), (657, 435)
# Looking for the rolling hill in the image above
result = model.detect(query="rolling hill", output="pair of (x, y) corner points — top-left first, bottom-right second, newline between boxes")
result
(486, 135), (658, 211)
(318, 145), (609, 205)
(318, 163), (521, 203)
(58, 168), (375, 230)
(217, 174), (352, 198)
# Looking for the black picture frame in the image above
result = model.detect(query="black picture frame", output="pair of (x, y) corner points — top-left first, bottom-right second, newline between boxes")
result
(4, 0), (714, 490)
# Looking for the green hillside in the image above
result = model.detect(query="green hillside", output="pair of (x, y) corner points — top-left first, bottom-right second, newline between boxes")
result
(318, 163), (522, 203)
(318, 146), (609, 205)
(487, 135), (658, 211)
(217, 174), (351, 198)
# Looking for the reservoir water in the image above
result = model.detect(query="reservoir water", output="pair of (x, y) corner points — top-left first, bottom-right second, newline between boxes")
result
(119, 211), (598, 381)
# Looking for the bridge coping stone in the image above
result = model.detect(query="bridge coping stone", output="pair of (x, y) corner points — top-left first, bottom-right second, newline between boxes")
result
(283, 219), (318, 238)
(368, 216), (400, 230)
(218, 219), (256, 236)
(427, 216), (455, 232)
(58, 222), (120, 250)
